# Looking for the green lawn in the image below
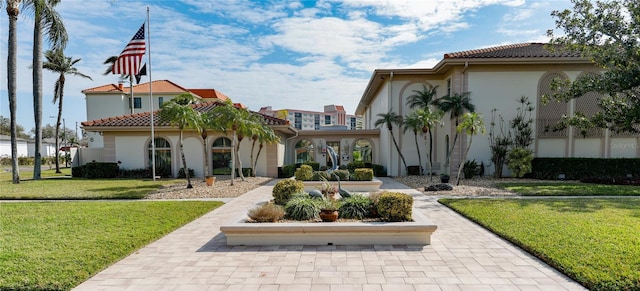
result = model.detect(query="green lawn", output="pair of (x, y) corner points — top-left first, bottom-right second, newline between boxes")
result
(496, 182), (640, 196)
(0, 168), (181, 199)
(440, 198), (640, 291)
(0, 201), (222, 290)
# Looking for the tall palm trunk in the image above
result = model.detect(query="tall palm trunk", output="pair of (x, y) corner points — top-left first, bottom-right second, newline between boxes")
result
(412, 130), (422, 175)
(250, 137), (257, 177)
(7, 2), (21, 184)
(254, 143), (264, 172)
(32, 9), (43, 179)
(389, 129), (408, 172)
(178, 128), (192, 188)
(427, 129), (434, 182)
(456, 135), (474, 185)
(201, 129), (209, 181)
(229, 132), (236, 185)
(235, 135), (245, 181)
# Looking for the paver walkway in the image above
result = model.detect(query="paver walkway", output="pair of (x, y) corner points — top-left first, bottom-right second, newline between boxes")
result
(74, 178), (586, 291)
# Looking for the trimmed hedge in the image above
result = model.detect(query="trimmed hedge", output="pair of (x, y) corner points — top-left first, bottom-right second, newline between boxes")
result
(351, 168), (374, 181)
(377, 192), (413, 222)
(531, 158), (640, 180)
(72, 162), (119, 178)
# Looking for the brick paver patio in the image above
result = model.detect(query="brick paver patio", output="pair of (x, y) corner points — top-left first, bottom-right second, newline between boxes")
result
(74, 178), (586, 290)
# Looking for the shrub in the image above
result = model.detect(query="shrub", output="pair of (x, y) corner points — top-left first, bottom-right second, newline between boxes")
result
(303, 162), (320, 171)
(74, 162), (119, 178)
(285, 196), (320, 221)
(339, 194), (371, 219)
(368, 192), (382, 218)
(295, 165), (314, 181)
(329, 169), (350, 181)
(311, 171), (331, 181)
(531, 158), (640, 180)
(338, 164), (348, 170)
(507, 147), (533, 178)
(372, 164), (387, 177)
(462, 159), (479, 179)
(351, 168), (374, 181)
(119, 168), (152, 179)
(347, 161), (366, 173)
(377, 192), (413, 222)
(235, 167), (253, 177)
(247, 203), (285, 222)
(272, 179), (305, 205)
(281, 164), (297, 178)
(178, 167), (195, 179)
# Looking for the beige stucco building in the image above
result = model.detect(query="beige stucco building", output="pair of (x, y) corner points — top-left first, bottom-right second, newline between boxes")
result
(356, 43), (640, 177)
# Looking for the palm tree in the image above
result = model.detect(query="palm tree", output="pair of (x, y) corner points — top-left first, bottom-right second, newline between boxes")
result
(407, 84), (438, 109)
(25, 0), (67, 179)
(414, 108), (444, 181)
(454, 112), (485, 185)
(434, 92), (475, 175)
(208, 100), (252, 185)
(374, 110), (408, 174)
(5, 0), (22, 184)
(43, 49), (92, 173)
(159, 93), (202, 188)
(403, 111), (424, 175)
(234, 111), (262, 180)
(251, 123), (280, 177)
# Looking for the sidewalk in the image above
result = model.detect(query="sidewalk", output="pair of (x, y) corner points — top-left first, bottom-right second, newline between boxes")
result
(74, 178), (585, 290)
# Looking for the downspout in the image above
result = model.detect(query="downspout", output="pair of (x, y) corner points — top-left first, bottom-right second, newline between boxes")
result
(285, 128), (299, 165)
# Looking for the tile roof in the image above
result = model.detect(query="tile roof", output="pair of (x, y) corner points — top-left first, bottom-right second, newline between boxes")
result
(82, 80), (190, 94)
(188, 89), (230, 101)
(81, 101), (289, 128)
(444, 43), (582, 59)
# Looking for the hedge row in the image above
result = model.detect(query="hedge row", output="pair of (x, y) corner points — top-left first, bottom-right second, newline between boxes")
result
(531, 158), (640, 180)
(279, 162), (386, 178)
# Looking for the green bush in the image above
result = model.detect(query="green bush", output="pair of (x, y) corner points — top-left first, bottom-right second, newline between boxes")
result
(311, 171), (331, 181)
(294, 165), (314, 181)
(74, 162), (119, 178)
(303, 162), (320, 171)
(284, 196), (320, 220)
(351, 168), (374, 181)
(377, 192), (413, 222)
(235, 167), (253, 177)
(272, 179), (305, 205)
(372, 164), (387, 177)
(119, 168), (152, 179)
(531, 158), (640, 180)
(339, 194), (371, 219)
(329, 169), (348, 181)
(281, 164), (297, 178)
(463, 159), (479, 179)
(507, 148), (534, 178)
(347, 161), (366, 173)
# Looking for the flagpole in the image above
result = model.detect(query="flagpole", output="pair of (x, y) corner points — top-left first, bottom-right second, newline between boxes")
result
(147, 6), (156, 181)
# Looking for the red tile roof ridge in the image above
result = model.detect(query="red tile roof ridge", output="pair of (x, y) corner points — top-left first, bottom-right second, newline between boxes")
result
(444, 43), (537, 59)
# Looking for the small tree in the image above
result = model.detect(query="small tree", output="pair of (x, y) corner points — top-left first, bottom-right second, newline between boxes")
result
(414, 108), (444, 181)
(159, 93), (202, 188)
(374, 110), (408, 174)
(507, 96), (535, 178)
(455, 112), (485, 185)
(403, 111), (424, 175)
(434, 92), (476, 176)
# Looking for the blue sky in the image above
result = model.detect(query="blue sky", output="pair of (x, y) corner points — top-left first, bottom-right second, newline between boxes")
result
(1, 0), (573, 137)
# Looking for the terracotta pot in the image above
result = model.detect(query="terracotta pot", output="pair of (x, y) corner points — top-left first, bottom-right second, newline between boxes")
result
(319, 209), (339, 222)
(206, 176), (216, 186)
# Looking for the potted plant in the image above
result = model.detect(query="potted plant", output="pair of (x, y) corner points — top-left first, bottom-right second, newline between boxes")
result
(319, 199), (341, 222)
(205, 176), (216, 186)
(440, 173), (450, 183)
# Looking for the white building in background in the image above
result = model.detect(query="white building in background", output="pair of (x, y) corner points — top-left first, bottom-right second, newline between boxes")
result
(258, 105), (363, 130)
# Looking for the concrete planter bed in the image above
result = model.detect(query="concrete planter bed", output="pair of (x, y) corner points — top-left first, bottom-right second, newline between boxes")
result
(301, 178), (383, 192)
(220, 207), (437, 246)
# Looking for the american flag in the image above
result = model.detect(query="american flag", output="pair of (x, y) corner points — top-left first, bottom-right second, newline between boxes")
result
(112, 23), (146, 75)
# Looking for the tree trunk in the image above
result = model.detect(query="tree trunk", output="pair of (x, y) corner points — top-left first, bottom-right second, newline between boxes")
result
(179, 129), (192, 188)
(413, 131), (422, 175)
(390, 130), (408, 174)
(427, 130), (433, 182)
(202, 129), (209, 181)
(236, 137), (245, 181)
(230, 132), (236, 185)
(54, 117), (61, 173)
(32, 7), (43, 179)
(54, 76), (66, 173)
(254, 143), (264, 173)
(456, 135), (473, 185)
(8, 5), (20, 184)
(250, 138), (257, 177)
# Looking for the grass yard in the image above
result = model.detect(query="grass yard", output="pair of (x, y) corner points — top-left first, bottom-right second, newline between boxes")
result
(0, 168), (180, 199)
(0, 201), (222, 290)
(496, 182), (640, 196)
(440, 198), (640, 291)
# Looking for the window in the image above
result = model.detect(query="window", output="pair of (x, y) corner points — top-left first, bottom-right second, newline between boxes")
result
(294, 112), (302, 129)
(352, 139), (372, 162)
(212, 137), (232, 175)
(158, 97), (164, 107)
(148, 138), (171, 177)
(134, 97), (142, 108)
(295, 139), (314, 163)
(314, 114), (320, 130)
(324, 115), (331, 125)
(446, 78), (451, 96)
(350, 117), (356, 130)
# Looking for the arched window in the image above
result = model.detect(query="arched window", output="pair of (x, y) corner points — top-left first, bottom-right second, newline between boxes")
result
(212, 137), (232, 175)
(149, 137), (171, 177)
(295, 139), (314, 163)
(352, 139), (372, 163)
